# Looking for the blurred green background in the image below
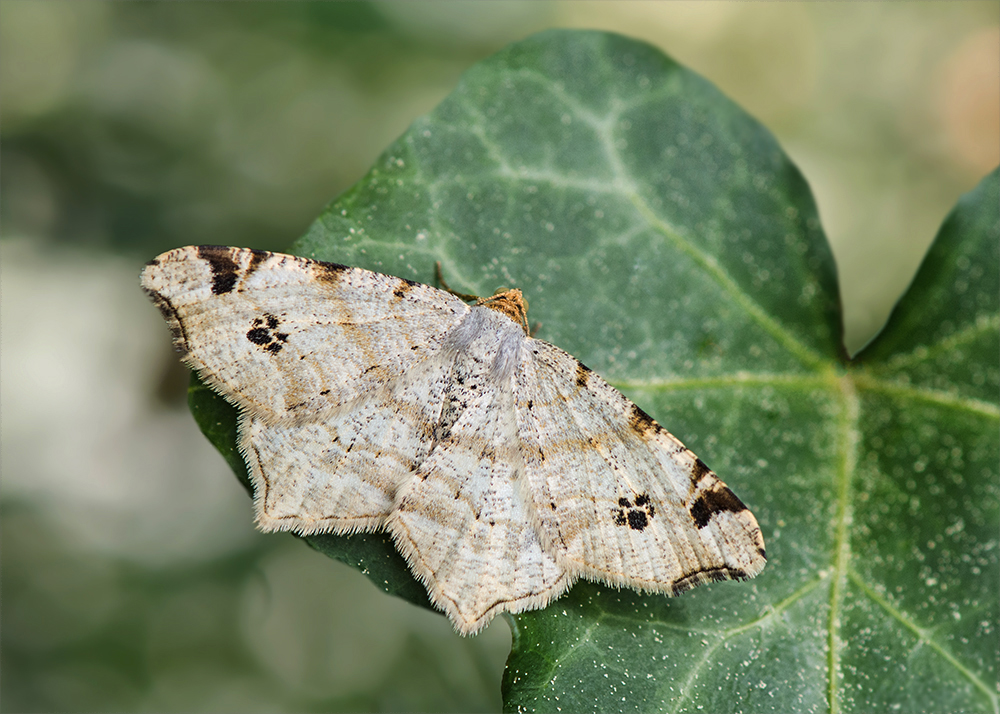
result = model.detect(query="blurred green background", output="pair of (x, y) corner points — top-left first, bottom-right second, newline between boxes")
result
(1, 2), (997, 711)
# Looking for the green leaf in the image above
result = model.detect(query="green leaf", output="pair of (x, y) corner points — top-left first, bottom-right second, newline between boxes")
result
(188, 30), (998, 713)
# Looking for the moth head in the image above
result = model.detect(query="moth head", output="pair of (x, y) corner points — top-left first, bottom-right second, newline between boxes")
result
(478, 289), (530, 335)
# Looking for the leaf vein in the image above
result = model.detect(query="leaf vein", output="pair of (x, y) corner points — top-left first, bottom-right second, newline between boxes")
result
(866, 312), (1000, 372)
(580, 92), (831, 372)
(664, 576), (826, 713)
(827, 376), (861, 714)
(612, 372), (833, 393)
(853, 374), (1000, 419)
(848, 569), (999, 714)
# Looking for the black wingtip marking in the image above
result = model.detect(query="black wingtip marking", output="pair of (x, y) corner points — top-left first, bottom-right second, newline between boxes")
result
(670, 566), (749, 596)
(692, 457), (712, 481)
(689, 486), (749, 529)
(315, 260), (350, 284)
(197, 245), (240, 295)
(145, 290), (189, 355)
(244, 248), (269, 279)
(393, 278), (418, 298)
(628, 403), (657, 435)
(575, 361), (591, 387)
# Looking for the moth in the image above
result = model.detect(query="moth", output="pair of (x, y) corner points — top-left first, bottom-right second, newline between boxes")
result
(142, 245), (765, 634)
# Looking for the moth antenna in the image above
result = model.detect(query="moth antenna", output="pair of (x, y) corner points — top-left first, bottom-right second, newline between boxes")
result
(434, 261), (480, 302)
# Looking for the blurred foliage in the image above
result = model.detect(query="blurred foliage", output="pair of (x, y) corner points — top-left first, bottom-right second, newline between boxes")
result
(1, 2), (997, 713)
(1, 1), (552, 258)
(1, 506), (504, 713)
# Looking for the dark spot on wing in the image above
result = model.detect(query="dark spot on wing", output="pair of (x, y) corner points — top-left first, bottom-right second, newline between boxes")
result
(575, 361), (591, 387)
(197, 245), (240, 295)
(247, 313), (289, 354)
(628, 403), (657, 436)
(626, 510), (648, 531)
(550, 502), (557, 510)
(689, 485), (749, 529)
(613, 492), (654, 531)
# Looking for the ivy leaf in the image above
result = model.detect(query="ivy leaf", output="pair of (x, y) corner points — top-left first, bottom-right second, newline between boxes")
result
(188, 30), (998, 712)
